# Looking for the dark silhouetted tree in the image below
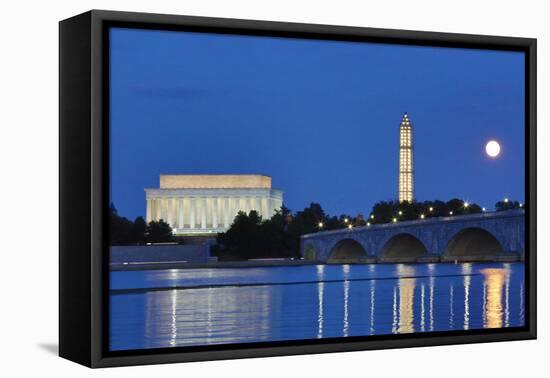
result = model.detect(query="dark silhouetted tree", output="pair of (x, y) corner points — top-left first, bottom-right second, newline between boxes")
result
(217, 211), (263, 259)
(109, 203), (134, 245)
(145, 220), (173, 243)
(131, 216), (147, 243)
(495, 199), (523, 211)
(260, 209), (295, 258)
(368, 199), (483, 224)
(287, 203), (329, 252)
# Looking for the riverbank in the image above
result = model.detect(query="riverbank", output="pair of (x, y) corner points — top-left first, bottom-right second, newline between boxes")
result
(110, 254), (521, 271)
(110, 259), (316, 271)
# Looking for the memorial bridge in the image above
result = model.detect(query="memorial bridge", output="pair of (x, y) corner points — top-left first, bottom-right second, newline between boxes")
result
(300, 209), (525, 263)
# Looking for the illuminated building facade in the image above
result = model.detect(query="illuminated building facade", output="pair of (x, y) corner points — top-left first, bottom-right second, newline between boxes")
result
(145, 174), (283, 235)
(398, 112), (414, 203)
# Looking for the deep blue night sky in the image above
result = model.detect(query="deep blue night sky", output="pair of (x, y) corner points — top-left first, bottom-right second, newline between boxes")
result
(110, 27), (525, 220)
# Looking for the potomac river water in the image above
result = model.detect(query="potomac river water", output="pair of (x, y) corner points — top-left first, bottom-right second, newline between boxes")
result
(110, 262), (525, 351)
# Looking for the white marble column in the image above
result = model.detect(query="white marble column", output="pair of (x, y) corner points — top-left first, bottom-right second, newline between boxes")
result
(257, 197), (262, 212)
(157, 198), (162, 221)
(212, 198), (219, 229)
(203, 197), (209, 228)
(236, 197), (241, 217)
(255, 197), (262, 216)
(249, 197), (257, 213)
(155, 199), (161, 221)
(233, 197), (239, 220)
(218, 197), (224, 228)
(235, 197), (240, 214)
(200, 197), (207, 229)
(160, 198), (168, 222)
(206, 198), (213, 228)
(146, 198), (152, 223)
(256, 197), (264, 218)
(240, 197), (248, 214)
(162, 198), (168, 224)
(271, 197), (278, 216)
(247, 197), (253, 214)
(261, 197), (268, 219)
(229, 197), (235, 219)
(223, 197), (230, 228)
(165, 198), (170, 225)
(172, 198), (178, 227)
(183, 198), (190, 228)
(178, 198), (184, 229)
(189, 197), (196, 229)
(258, 197), (264, 216)
(167, 198), (176, 227)
(265, 197), (271, 218)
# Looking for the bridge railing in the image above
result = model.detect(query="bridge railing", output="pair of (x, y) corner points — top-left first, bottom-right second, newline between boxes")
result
(300, 209), (525, 239)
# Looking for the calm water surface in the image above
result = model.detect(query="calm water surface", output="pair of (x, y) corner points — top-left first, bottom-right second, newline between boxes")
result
(110, 263), (525, 351)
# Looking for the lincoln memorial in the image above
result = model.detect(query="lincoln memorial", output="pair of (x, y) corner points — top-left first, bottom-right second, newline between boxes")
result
(145, 174), (284, 235)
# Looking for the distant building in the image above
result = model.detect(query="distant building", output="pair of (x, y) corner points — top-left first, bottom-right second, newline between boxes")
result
(145, 174), (283, 235)
(398, 113), (414, 203)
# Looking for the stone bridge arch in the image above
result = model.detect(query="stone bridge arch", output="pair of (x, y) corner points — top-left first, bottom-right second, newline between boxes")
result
(326, 238), (370, 263)
(378, 232), (429, 262)
(442, 227), (503, 261)
(301, 233), (371, 262)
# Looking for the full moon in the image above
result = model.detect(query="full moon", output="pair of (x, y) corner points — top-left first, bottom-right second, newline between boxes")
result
(485, 140), (501, 158)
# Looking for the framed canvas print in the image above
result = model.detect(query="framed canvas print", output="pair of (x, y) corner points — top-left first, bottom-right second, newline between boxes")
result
(59, 10), (537, 368)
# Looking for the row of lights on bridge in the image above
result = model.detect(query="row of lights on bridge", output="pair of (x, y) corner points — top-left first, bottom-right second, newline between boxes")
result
(316, 198), (522, 230)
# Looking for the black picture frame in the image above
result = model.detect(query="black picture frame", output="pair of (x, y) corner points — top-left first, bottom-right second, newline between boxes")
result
(59, 9), (537, 368)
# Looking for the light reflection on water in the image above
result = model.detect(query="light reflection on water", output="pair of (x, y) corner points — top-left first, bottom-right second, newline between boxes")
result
(482, 268), (506, 329)
(110, 262), (525, 351)
(397, 264), (415, 334)
(463, 263), (471, 330)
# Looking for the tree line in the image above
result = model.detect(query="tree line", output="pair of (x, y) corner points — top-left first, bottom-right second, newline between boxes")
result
(110, 198), (524, 253)
(215, 203), (328, 260)
(109, 203), (173, 245)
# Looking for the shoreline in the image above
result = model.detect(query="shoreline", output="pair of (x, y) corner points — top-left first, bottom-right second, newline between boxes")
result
(110, 259), (317, 271)
(110, 256), (522, 271)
